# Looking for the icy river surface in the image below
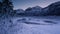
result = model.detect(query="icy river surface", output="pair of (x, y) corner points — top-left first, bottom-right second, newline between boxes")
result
(0, 16), (60, 34)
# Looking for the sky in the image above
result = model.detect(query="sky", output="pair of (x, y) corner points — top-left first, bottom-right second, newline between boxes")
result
(0, 0), (60, 10)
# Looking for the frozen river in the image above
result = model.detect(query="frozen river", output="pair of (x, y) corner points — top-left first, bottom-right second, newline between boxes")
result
(0, 16), (60, 34)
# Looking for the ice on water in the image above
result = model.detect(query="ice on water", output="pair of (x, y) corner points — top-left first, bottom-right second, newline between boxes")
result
(0, 16), (60, 34)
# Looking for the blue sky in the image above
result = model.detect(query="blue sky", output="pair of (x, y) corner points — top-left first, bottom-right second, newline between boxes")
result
(0, 0), (60, 10)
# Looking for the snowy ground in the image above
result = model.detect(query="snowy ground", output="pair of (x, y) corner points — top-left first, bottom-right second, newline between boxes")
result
(0, 16), (60, 34)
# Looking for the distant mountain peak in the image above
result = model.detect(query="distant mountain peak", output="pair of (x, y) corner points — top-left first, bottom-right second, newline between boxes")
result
(53, 1), (60, 4)
(33, 6), (42, 8)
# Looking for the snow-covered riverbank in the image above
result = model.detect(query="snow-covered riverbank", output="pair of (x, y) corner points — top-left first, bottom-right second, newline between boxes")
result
(0, 16), (60, 34)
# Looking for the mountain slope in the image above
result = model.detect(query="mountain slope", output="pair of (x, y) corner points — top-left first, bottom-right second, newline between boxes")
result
(44, 1), (60, 15)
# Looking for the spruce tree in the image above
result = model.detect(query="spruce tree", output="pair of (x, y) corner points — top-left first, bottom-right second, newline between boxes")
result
(2, 0), (13, 16)
(0, 2), (3, 17)
(0, 2), (2, 13)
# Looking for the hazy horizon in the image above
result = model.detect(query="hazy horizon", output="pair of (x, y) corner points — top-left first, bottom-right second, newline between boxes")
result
(0, 0), (60, 10)
(12, 0), (60, 10)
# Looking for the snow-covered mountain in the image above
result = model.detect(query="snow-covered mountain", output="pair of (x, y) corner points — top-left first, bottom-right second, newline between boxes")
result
(43, 1), (60, 16)
(25, 6), (42, 16)
(14, 9), (24, 14)
(15, 1), (60, 16)
(24, 1), (60, 16)
(14, 9), (25, 16)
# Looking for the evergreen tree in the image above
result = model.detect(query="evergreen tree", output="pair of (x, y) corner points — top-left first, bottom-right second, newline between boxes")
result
(2, 0), (13, 15)
(0, 2), (2, 13)
(0, 2), (3, 17)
